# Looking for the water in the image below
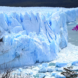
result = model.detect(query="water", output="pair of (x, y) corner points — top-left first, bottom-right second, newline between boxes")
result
(67, 21), (78, 46)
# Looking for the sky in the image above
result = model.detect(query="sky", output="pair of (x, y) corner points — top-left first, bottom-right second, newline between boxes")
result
(0, 0), (78, 7)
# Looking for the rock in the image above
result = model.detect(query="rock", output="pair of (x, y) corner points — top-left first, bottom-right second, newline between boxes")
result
(61, 66), (78, 78)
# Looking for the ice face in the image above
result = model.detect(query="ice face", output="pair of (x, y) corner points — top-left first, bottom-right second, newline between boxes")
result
(0, 7), (77, 69)
(65, 9), (76, 23)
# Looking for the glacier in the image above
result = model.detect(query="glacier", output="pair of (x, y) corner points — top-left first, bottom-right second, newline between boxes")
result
(0, 7), (78, 69)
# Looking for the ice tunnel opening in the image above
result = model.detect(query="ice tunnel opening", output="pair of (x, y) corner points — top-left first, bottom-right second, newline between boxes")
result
(0, 38), (3, 42)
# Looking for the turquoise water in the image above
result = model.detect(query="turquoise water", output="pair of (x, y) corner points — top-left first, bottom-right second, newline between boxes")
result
(67, 21), (78, 46)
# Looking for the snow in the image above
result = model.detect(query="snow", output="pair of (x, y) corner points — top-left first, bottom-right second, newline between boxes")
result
(0, 6), (78, 70)
(5, 43), (78, 78)
(56, 43), (78, 64)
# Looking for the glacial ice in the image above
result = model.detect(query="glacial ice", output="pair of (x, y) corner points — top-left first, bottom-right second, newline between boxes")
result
(0, 7), (78, 69)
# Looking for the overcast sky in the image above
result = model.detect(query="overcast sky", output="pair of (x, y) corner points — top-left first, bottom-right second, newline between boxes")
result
(0, 0), (78, 7)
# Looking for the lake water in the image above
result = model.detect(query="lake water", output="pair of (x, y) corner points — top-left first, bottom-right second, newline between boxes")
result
(67, 21), (78, 46)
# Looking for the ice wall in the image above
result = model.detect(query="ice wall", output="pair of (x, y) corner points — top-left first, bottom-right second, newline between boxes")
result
(0, 7), (76, 69)
(65, 8), (78, 23)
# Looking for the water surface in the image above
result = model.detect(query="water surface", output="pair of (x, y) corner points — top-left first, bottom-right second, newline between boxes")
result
(67, 22), (78, 46)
